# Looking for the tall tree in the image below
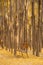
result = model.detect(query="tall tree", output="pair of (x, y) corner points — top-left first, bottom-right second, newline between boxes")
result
(31, 0), (36, 55)
(42, 0), (43, 47)
(36, 0), (41, 56)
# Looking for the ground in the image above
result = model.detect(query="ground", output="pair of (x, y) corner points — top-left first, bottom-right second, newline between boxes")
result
(0, 48), (43, 65)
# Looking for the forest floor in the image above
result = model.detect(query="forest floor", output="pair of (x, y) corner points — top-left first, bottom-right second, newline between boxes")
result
(0, 47), (43, 65)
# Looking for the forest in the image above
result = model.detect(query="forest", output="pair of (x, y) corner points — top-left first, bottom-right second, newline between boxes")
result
(0, 0), (43, 65)
(0, 0), (43, 59)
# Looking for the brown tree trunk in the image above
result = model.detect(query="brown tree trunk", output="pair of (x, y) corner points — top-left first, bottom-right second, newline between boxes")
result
(31, 0), (36, 55)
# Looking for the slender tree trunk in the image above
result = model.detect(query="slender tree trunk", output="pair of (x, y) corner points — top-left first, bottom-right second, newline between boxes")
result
(36, 0), (41, 56)
(42, 0), (43, 48)
(13, 0), (17, 55)
(31, 0), (35, 55)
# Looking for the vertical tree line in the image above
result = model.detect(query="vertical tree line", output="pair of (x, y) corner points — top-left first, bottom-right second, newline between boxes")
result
(0, 0), (43, 56)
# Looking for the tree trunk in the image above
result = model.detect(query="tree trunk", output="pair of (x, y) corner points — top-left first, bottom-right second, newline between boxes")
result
(31, 0), (36, 55)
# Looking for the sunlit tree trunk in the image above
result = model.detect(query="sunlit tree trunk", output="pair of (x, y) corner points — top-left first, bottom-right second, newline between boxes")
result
(42, 0), (43, 48)
(31, 0), (35, 55)
(29, 25), (31, 50)
(13, 0), (17, 55)
(18, 0), (24, 48)
(9, 0), (13, 53)
(36, 0), (41, 56)
(0, 1), (4, 48)
(24, 0), (27, 44)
